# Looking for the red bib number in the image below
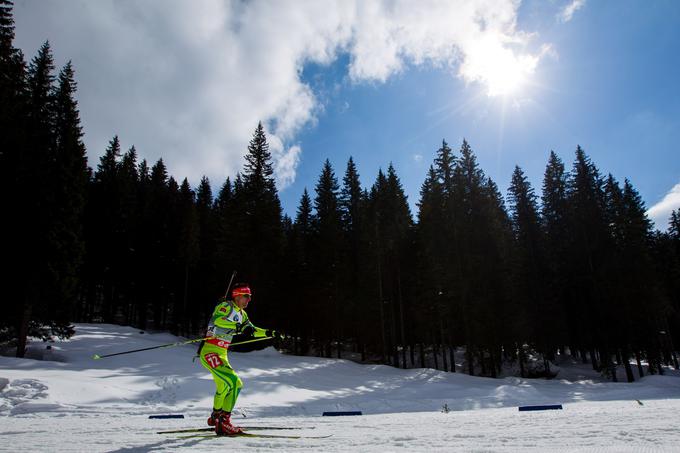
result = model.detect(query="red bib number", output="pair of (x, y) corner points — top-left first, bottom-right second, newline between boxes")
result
(204, 352), (224, 369)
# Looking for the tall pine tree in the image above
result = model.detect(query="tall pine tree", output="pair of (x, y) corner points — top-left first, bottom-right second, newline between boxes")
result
(239, 123), (283, 327)
(312, 159), (342, 356)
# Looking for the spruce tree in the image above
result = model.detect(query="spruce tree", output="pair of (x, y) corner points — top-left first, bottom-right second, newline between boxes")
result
(662, 210), (680, 366)
(670, 210), (680, 239)
(451, 140), (486, 374)
(0, 0), (18, 60)
(48, 61), (89, 332)
(296, 189), (314, 239)
(416, 165), (448, 365)
(240, 123), (283, 327)
(0, 0), (28, 348)
(213, 176), (234, 267)
(567, 146), (612, 372)
(174, 178), (199, 335)
(87, 136), (123, 323)
(508, 166), (555, 374)
(312, 159), (342, 356)
(14, 42), (58, 357)
(289, 189), (316, 353)
(541, 151), (571, 356)
(340, 157), (363, 233)
(386, 164), (413, 368)
(366, 165), (413, 366)
(143, 159), (171, 328)
(194, 175), (220, 329)
(339, 157), (370, 351)
(434, 139), (455, 192)
(0, 0), (26, 181)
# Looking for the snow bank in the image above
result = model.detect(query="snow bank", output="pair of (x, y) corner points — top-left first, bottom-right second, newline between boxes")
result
(1, 323), (679, 452)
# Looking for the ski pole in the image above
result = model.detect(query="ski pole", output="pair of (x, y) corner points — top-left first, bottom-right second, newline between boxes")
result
(92, 335), (273, 360)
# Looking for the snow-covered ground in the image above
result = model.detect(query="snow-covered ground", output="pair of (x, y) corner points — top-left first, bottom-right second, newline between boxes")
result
(1, 324), (679, 452)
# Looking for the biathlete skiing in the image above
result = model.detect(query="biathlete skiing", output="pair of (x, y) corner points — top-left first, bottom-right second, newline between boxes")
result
(198, 282), (281, 435)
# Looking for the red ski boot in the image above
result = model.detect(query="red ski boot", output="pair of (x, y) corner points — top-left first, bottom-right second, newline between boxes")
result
(207, 409), (222, 427)
(215, 411), (243, 435)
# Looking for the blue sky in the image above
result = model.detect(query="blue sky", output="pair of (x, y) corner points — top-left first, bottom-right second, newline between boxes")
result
(13, 0), (680, 228)
(283, 1), (680, 227)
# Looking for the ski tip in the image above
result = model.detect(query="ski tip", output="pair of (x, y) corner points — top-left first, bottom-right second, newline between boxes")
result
(92, 354), (101, 360)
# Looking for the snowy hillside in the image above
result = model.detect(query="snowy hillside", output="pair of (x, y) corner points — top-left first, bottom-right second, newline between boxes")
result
(1, 324), (680, 452)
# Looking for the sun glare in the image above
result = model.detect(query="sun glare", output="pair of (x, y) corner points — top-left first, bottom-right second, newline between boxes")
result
(461, 35), (539, 98)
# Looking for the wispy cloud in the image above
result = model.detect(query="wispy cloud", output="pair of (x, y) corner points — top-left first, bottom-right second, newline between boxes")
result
(14, 0), (545, 190)
(413, 153), (423, 164)
(559, 0), (586, 23)
(647, 183), (680, 231)
(271, 142), (302, 191)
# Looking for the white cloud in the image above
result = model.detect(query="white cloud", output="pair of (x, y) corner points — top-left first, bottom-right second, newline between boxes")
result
(413, 154), (424, 163)
(647, 183), (680, 231)
(14, 0), (545, 190)
(559, 0), (586, 23)
(270, 137), (302, 190)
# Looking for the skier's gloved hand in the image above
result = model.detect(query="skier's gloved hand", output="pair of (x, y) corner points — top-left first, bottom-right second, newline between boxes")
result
(266, 329), (283, 340)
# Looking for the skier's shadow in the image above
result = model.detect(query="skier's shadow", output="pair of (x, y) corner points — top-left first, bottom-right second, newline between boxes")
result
(106, 436), (210, 452)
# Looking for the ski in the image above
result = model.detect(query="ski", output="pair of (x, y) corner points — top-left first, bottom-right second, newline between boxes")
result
(157, 426), (312, 434)
(176, 432), (332, 440)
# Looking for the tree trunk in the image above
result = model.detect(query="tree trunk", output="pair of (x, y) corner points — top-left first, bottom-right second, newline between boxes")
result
(433, 342), (439, 370)
(489, 349), (497, 378)
(647, 352), (657, 375)
(419, 343), (425, 368)
(397, 265), (407, 369)
(590, 348), (599, 371)
(635, 351), (644, 378)
(442, 344), (449, 372)
(15, 303), (32, 358)
(182, 264), (189, 336)
(599, 347), (616, 381)
(449, 343), (456, 373)
(410, 343), (415, 368)
(439, 319), (448, 372)
(480, 350), (487, 376)
(466, 348), (474, 376)
(620, 348), (634, 383)
(376, 253), (387, 364)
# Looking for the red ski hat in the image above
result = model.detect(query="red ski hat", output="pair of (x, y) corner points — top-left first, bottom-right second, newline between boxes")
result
(232, 284), (252, 299)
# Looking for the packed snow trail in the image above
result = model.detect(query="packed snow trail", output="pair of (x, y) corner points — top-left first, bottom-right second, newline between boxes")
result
(1, 324), (680, 452)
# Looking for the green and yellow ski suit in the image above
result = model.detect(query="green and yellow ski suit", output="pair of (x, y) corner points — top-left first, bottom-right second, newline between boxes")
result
(199, 300), (267, 412)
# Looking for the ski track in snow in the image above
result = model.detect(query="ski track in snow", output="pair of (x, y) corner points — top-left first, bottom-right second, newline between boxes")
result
(1, 324), (680, 452)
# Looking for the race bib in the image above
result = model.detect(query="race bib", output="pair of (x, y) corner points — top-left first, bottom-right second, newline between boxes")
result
(204, 352), (224, 369)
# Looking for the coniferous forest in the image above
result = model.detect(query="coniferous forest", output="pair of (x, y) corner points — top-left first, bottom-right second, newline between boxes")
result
(2, 1), (679, 381)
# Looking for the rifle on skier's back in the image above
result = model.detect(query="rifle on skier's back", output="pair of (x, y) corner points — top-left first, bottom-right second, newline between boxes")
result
(195, 270), (237, 358)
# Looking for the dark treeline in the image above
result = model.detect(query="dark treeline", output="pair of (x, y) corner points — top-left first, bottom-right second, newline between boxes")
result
(2, 1), (679, 380)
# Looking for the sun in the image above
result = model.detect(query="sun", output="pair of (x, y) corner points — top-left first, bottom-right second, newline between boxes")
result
(460, 35), (539, 97)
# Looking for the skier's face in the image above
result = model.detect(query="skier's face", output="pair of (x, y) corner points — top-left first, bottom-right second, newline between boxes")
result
(235, 294), (251, 309)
